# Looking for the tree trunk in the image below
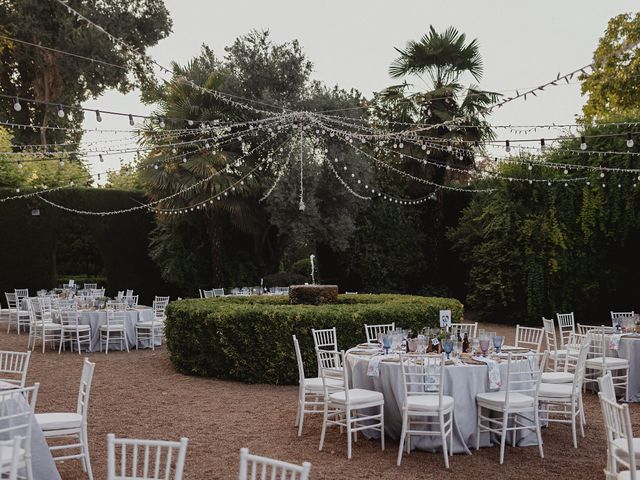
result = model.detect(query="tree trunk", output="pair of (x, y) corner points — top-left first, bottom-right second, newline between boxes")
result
(205, 210), (225, 287)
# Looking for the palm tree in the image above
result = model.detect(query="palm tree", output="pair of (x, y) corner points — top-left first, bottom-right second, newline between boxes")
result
(377, 26), (499, 153)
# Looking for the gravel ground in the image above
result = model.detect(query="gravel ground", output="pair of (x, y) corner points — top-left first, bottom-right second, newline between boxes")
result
(2, 323), (638, 479)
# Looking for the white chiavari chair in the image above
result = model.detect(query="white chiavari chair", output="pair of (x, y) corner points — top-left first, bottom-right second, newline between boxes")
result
(14, 289), (29, 301)
(476, 352), (547, 464)
(100, 308), (129, 354)
(125, 289), (134, 297)
(30, 299), (62, 353)
(397, 353), (454, 468)
(599, 393), (639, 480)
(317, 350), (384, 459)
(59, 309), (91, 354)
(364, 323), (395, 344)
(135, 301), (165, 350)
(556, 312), (575, 348)
(5, 292), (29, 334)
(36, 358), (95, 480)
(0, 351), (30, 387)
(212, 289), (225, 297)
(515, 325), (545, 352)
(584, 326), (630, 401)
(238, 448), (311, 480)
(311, 327), (337, 351)
(538, 336), (591, 448)
(448, 322), (478, 339)
(106, 434), (188, 480)
(543, 317), (570, 371)
(292, 335), (342, 436)
(542, 332), (583, 384)
(0, 436), (23, 480)
(0, 384), (39, 480)
(202, 289), (214, 298)
(611, 311), (635, 329)
(83, 284), (97, 291)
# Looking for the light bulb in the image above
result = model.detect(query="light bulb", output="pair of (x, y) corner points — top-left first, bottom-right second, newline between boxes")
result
(128, 114), (134, 126)
(564, 169), (569, 175)
(159, 118), (166, 128)
(17, 161), (22, 169)
(99, 154), (104, 163)
(154, 164), (159, 170)
(13, 98), (21, 111)
(182, 157), (187, 163)
(528, 164), (533, 171)
(580, 136), (587, 150)
(421, 144), (427, 151)
(95, 110), (102, 122)
(59, 159), (64, 167)
(600, 172), (605, 178)
(57, 105), (65, 118)
(187, 120), (194, 126)
(505, 140), (511, 153)
(171, 147), (177, 154)
(627, 133), (634, 148)
(540, 138), (546, 152)
(447, 142), (453, 152)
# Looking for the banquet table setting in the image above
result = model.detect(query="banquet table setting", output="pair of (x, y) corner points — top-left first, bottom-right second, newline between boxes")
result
(344, 334), (539, 455)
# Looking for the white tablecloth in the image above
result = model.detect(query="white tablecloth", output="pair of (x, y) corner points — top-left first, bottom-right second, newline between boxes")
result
(77, 307), (155, 352)
(0, 383), (60, 480)
(346, 352), (539, 454)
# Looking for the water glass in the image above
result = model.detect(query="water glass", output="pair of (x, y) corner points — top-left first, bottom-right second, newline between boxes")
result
(443, 338), (454, 359)
(382, 334), (391, 354)
(493, 335), (505, 354)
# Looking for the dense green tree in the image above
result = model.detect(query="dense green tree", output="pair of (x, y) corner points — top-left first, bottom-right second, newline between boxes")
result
(581, 12), (640, 122)
(0, 0), (171, 146)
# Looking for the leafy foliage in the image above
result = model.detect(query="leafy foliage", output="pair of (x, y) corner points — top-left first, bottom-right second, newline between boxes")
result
(581, 12), (640, 122)
(164, 294), (464, 384)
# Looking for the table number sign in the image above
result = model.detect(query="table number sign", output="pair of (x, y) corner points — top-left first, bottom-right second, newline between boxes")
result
(439, 309), (452, 328)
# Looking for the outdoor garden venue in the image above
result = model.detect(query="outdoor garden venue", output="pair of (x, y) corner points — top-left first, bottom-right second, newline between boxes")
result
(1, 1), (640, 479)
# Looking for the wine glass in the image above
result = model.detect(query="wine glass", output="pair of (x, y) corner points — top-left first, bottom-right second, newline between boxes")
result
(416, 335), (426, 354)
(472, 337), (480, 355)
(382, 335), (391, 354)
(493, 335), (505, 354)
(479, 335), (490, 356)
(443, 338), (454, 359)
(453, 340), (462, 358)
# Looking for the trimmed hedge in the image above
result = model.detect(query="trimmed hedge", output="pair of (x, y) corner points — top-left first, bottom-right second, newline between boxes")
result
(165, 294), (464, 385)
(289, 285), (338, 305)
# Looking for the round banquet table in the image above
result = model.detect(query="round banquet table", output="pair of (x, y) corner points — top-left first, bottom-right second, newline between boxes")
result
(346, 349), (540, 455)
(0, 382), (61, 480)
(76, 307), (156, 352)
(605, 334), (640, 402)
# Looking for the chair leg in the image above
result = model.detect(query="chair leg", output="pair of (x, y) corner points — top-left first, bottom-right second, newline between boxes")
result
(319, 402), (328, 452)
(534, 408), (544, 459)
(499, 411), (508, 465)
(396, 411), (407, 465)
(380, 405), (384, 451)
(440, 413), (450, 468)
(346, 408), (352, 459)
(475, 404), (482, 450)
(83, 425), (94, 480)
(297, 391), (306, 436)
(571, 401), (578, 448)
(295, 387), (302, 427)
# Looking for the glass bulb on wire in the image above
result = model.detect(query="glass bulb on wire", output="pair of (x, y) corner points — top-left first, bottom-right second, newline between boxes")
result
(57, 105), (65, 118)
(95, 110), (102, 122)
(580, 136), (587, 150)
(13, 98), (21, 111)
(627, 133), (634, 148)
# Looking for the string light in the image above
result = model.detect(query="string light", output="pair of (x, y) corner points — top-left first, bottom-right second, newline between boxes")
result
(580, 136), (587, 150)
(95, 110), (102, 122)
(13, 98), (21, 112)
(57, 105), (65, 118)
(128, 114), (135, 126)
(627, 133), (634, 148)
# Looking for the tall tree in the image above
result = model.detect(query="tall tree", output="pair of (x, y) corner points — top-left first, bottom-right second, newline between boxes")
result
(580, 12), (640, 122)
(0, 0), (171, 146)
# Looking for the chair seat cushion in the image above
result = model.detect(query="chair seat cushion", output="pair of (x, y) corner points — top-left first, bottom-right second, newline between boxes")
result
(100, 325), (124, 331)
(330, 388), (383, 405)
(39, 323), (61, 330)
(303, 377), (342, 391)
(586, 357), (629, 368)
(613, 437), (640, 460)
(35, 412), (82, 431)
(618, 471), (640, 480)
(476, 391), (535, 409)
(406, 394), (454, 412)
(539, 383), (574, 399)
(137, 321), (163, 328)
(62, 324), (91, 331)
(541, 372), (575, 384)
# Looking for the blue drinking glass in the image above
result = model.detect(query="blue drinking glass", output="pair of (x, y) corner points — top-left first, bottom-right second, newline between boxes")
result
(493, 335), (505, 354)
(382, 335), (391, 354)
(444, 338), (454, 359)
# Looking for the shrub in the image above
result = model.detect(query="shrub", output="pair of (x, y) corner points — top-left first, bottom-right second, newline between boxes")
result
(165, 294), (464, 384)
(291, 258), (311, 277)
(289, 285), (338, 305)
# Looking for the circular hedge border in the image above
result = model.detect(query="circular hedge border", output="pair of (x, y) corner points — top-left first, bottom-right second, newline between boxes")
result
(164, 294), (464, 385)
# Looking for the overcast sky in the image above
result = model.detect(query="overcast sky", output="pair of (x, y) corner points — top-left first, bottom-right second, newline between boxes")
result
(81, 0), (638, 176)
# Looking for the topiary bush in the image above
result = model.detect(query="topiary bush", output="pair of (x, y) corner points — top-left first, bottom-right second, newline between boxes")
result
(289, 285), (338, 305)
(165, 294), (464, 384)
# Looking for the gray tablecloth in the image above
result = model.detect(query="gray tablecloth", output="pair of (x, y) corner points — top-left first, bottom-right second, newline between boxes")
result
(77, 308), (154, 352)
(346, 353), (539, 454)
(606, 335), (640, 402)
(0, 386), (60, 480)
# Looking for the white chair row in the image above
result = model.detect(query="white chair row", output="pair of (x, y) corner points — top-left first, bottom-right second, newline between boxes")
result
(199, 288), (224, 298)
